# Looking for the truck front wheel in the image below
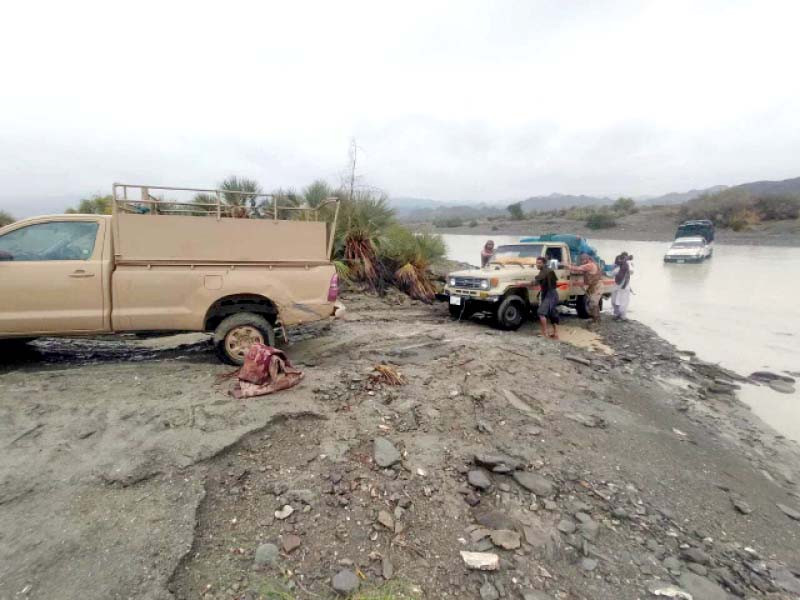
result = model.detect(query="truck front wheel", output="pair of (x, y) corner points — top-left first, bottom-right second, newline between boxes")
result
(495, 295), (526, 330)
(213, 312), (276, 365)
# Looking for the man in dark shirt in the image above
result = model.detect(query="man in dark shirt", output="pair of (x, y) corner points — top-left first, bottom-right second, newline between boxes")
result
(534, 256), (560, 339)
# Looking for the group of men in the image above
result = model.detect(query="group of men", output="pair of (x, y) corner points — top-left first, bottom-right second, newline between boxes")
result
(480, 240), (634, 341)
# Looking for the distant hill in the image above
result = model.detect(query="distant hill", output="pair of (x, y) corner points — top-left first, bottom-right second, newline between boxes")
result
(641, 185), (728, 206)
(520, 193), (612, 212)
(728, 176), (800, 197)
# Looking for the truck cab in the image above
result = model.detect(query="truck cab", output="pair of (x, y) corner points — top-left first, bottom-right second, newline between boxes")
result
(444, 237), (614, 330)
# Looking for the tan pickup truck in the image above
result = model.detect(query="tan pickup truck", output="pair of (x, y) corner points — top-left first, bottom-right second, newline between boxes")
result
(0, 184), (340, 364)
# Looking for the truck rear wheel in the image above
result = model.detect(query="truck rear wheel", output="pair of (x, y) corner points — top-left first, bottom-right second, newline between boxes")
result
(213, 312), (276, 365)
(495, 295), (526, 330)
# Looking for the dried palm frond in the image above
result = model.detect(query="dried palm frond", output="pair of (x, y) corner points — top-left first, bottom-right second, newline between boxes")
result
(394, 263), (436, 302)
(370, 364), (406, 386)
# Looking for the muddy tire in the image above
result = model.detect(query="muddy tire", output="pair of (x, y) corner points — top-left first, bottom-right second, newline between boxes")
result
(448, 304), (462, 319)
(495, 295), (526, 330)
(213, 312), (276, 366)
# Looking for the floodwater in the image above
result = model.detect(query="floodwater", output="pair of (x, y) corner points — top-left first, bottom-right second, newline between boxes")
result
(442, 234), (800, 442)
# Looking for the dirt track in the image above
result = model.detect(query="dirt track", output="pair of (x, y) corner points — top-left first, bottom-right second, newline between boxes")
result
(2, 293), (800, 600)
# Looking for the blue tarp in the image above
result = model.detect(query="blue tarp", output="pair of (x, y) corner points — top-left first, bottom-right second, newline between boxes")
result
(519, 234), (613, 273)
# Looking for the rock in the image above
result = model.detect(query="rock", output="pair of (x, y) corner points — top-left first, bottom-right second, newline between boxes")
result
(377, 510), (395, 530)
(557, 519), (576, 534)
(646, 581), (693, 599)
(565, 412), (606, 428)
(686, 563), (707, 576)
(480, 581), (500, 600)
(374, 437), (401, 467)
(678, 572), (729, 600)
(681, 547), (710, 565)
(769, 380), (796, 394)
(581, 558), (598, 571)
(750, 370), (795, 383)
(459, 550), (500, 570)
(382, 557), (394, 580)
(332, 569), (360, 595)
(663, 556), (682, 571)
(254, 543), (279, 567)
(566, 355), (592, 367)
(281, 534), (301, 554)
(468, 469), (492, 490)
(274, 505), (294, 520)
(474, 509), (518, 531)
(776, 503), (800, 520)
(770, 565), (800, 594)
(490, 529), (521, 550)
(474, 452), (524, 473)
(512, 471), (554, 497)
(503, 389), (536, 414)
(522, 593), (554, 600)
(578, 519), (599, 541)
(523, 522), (561, 558)
(470, 528), (492, 543)
(730, 495), (752, 515)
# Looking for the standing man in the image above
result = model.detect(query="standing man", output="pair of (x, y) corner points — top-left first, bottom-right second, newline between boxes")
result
(534, 256), (560, 339)
(570, 253), (602, 324)
(480, 240), (495, 267)
(611, 252), (633, 320)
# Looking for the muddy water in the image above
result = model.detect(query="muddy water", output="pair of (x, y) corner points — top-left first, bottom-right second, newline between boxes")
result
(442, 234), (800, 441)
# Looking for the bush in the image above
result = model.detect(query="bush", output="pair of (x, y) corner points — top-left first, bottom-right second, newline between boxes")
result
(0, 210), (14, 227)
(754, 195), (800, 221)
(612, 197), (638, 215)
(468, 220), (478, 227)
(585, 212), (617, 229)
(507, 202), (525, 220)
(681, 188), (800, 229)
(432, 217), (463, 228)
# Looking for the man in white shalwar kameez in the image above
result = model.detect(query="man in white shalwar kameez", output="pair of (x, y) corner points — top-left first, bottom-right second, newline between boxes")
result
(611, 253), (633, 320)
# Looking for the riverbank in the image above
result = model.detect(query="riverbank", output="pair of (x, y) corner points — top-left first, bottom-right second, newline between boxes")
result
(1, 294), (800, 599)
(409, 206), (800, 247)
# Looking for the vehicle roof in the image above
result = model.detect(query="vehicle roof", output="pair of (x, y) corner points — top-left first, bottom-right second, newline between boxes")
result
(679, 220), (714, 226)
(673, 236), (705, 243)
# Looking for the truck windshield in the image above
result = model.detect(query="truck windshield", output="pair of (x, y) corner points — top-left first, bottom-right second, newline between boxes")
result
(490, 244), (544, 265)
(672, 240), (702, 249)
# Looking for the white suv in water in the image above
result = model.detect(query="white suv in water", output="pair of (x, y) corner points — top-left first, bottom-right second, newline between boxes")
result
(664, 236), (712, 263)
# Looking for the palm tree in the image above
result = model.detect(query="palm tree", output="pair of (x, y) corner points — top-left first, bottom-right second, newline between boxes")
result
(192, 176), (264, 217)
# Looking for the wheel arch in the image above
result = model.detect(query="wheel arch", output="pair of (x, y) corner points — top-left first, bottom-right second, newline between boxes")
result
(204, 294), (279, 332)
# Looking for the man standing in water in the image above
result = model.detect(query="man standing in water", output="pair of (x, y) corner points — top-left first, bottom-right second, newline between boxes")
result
(570, 253), (602, 324)
(534, 256), (559, 339)
(480, 240), (495, 267)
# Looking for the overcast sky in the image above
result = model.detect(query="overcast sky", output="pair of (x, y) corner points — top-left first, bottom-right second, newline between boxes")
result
(2, 0), (799, 216)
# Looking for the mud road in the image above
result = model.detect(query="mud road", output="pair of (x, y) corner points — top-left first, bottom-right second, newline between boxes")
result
(1, 292), (799, 600)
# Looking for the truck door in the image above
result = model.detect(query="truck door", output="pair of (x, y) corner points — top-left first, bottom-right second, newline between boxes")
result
(544, 245), (570, 301)
(0, 219), (105, 334)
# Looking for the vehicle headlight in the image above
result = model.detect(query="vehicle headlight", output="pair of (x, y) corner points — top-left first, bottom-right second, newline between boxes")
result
(448, 277), (456, 287)
(480, 279), (490, 290)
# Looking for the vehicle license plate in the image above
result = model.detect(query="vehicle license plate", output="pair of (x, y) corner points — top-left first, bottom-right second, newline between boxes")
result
(449, 295), (461, 306)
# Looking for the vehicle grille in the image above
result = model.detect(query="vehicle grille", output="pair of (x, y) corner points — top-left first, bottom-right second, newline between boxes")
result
(453, 277), (483, 289)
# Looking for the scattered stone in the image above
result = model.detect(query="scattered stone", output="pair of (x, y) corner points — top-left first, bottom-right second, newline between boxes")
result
(566, 355), (592, 367)
(522, 593), (554, 600)
(565, 412), (606, 428)
(468, 470), (492, 490)
(513, 471), (554, 497)
(663, 556), (681, 571)
(474, 509), (518, 531)
(678, 572), (728, 600)
(470, 528), (492, 543)
(578, 518), (599, 541)
(686, 563), (707, 576)
(253, 543), (279, 567)
(490, 529), (521, 550)
(281, 534), (301, 554)
(581, 558), (598, 571)
(776, 503), (800, 520)
(382, 557), (394, 580)
(332, 569), (360, 595)
(374, 437), (401, 468)
(460, 550), (500, 571)
(557, 519), (576, 534)
(750, 370), (795, 383)
(769, 380), (796, 394)
(503, 389), (536, 414)
(646, 581), (693, 599)
(377, 510), (395, 530)
(274, 505), (294, 520)
(474, 452), (524, 473)
(681, 547), (710, 565)
(730, 495), (752, 515)
(480, 581), (500, 600)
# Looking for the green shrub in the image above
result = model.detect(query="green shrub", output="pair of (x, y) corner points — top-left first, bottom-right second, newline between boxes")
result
(612, 197), (638, 215)
(0, 210), (14, 227)
(468, 220), (478, 227)
(585, 212), (617, 229)
(507, 202), (525, 220)
(754, 195), (800, 220)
